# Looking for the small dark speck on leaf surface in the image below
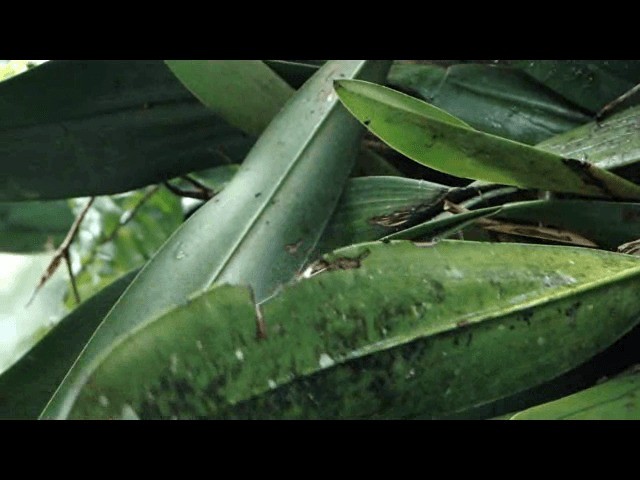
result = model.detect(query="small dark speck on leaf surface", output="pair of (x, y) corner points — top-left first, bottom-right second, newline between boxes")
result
(255, 192), (262, 198)
(285, 239), (303, 255)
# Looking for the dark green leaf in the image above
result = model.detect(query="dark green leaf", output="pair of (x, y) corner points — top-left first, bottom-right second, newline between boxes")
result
(0, 60), (252, 201)
(388, 63), (590, 144)
(512, 60), (640, 113)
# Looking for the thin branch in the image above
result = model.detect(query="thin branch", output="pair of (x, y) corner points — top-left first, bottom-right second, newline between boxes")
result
(64, 249), (81, 304)
(180, 175), (213, 195)
(27, 197), (95, 307)
(596, 83), (640, 122)
(164, 179), (214, 201)
(103, 185), (160, 244)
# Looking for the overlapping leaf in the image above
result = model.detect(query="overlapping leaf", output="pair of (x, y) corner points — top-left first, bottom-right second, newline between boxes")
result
(41, 60), (391, 419)
(388, 63), (590, 144)
(512, 60), (640, 113)
(65, 241), (640, 419)
(165, 61), (294, 136)
(0, 60), (254, 201)
(313, 176), (449, 256)
(334, 80), (640, 200)
(538, 105), (640, 172)
(510, 368), (640, 420)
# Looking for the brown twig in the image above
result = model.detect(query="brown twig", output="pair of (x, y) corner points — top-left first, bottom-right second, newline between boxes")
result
(26, 197), (95, 307)
(164, 176), (214, 201)
(596, 83), (640, 122)
(102, 185), (160, 244)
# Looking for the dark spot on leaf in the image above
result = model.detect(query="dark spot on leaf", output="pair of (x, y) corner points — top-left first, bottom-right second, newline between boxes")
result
(561, 158), (616, 197)
(430, 279), (445, 303)
(364, 119), (371, 126)
(565, 301), (581, 327)
(520, 308), (534, 326)
(255, 192), (262, 198)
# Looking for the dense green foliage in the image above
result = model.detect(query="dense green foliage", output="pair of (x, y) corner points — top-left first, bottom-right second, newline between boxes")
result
(2, 60), (640, 419)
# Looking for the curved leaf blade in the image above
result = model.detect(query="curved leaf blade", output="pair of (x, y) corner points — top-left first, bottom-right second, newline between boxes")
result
(165, 61), (294, 136)
(334, 79), (640, 200)
(314, 176), (449, 256)
(66, 241), (640, 419)
(41, 60), (392, 419)
(510, 368), (640, 420)
(0, 60), (252, 201)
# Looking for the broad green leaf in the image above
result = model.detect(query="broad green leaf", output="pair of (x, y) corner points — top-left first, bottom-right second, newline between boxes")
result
(0, 271), (136, 419)
(389, 199), (640, 250)
(334, 79), (640, 200)
(165, 61), (294, 137)
(388, 63), (590, 144)
(512, 60), (640, 113)
(313, 176), (449, 256)
(0, 60), (252, 201)
(66, 240), (640, 419)
(538, 105), (640, 172)
(510, 368), (640, 420)
(41, 61), (392, 419)
(0, 201), (73, 253)
(67, 187), (184, 307)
